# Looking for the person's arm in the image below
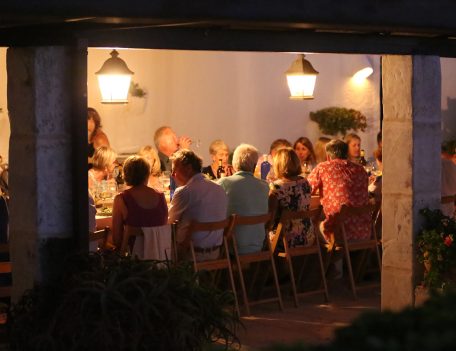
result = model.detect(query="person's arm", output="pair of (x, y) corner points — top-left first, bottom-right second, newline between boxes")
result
(168, 187), (188, 224)
(112, 194), (127, 248)
(268, 191), (279, 231)
(307, 166), (321, 195)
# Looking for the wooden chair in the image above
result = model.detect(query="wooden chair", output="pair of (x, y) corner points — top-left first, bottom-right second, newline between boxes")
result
(335, 203), (381, 299)
(272, 207), (329, 307)
(89, 227), (109, 251)
(230, 213), (284, 315)
(187, 216), (240, 316)
(0, 243), (11, 299)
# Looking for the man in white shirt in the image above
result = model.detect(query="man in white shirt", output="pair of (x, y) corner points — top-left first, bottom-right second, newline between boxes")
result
(168, 149), (228, 261)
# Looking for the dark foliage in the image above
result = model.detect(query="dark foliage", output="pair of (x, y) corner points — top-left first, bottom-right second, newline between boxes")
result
(9, 252), (240, 351)
(264, 290), (456, 351)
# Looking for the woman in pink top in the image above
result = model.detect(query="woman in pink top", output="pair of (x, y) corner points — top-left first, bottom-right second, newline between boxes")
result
(112, 155), (168, 248)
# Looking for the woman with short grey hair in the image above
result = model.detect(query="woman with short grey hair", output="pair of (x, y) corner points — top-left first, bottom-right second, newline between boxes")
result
(232, 143), (259, 173)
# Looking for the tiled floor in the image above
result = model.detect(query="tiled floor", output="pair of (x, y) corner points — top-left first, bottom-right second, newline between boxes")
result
(236, 283), (380, 350)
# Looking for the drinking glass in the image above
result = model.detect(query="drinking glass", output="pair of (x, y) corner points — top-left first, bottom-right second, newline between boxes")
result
(159, 171), (171, 201)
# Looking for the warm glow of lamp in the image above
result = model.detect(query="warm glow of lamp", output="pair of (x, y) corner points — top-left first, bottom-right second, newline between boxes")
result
(351, 56), (374, 84)
(285, 54), (319, 100)
(96, 50), (134, 104)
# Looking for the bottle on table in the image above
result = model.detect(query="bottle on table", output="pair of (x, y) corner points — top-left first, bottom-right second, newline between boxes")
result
(359, 149), (367, 166)
(260, 154), (271, 181)
(216, 159), (226, 179)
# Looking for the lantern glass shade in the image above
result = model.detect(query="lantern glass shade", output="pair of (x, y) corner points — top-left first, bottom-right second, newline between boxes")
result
(96, 50), (134, 104)
(285, 54), (319, 100)
(286, 75), (317, 100)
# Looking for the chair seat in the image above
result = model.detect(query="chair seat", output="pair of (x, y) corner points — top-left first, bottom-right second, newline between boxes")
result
(237, 251), (270, 264)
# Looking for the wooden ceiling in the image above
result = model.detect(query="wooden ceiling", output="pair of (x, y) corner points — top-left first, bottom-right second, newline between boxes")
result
(2, 0), (456, 56)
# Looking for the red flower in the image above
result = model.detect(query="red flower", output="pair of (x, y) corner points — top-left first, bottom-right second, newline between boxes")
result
(444, 235), (453, 247)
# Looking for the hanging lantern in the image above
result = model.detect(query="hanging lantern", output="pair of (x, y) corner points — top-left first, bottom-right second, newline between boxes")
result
(95, 50), (134, 104)
(285, 54), (319, 100)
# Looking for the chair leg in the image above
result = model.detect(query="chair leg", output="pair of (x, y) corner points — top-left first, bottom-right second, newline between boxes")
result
(224, 238), (240, 317)
(269, 253), (284, 311)
(342, 241), (358, 299)
(283, 238), (299, 307)
(234, 249), (251, 316)
(316, 245), (330, 302)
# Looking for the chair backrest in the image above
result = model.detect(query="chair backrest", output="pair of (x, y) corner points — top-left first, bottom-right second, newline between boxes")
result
(232, 213), (272, 227)
(272, 207), (321, 252)
(187, 215), (235, 238)
(337, 203), (375, 222)
(336, 203), (376, 242)
(441, 195), (456, 204)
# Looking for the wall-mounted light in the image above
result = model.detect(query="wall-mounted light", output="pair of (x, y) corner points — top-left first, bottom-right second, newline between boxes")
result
(285, 54), (319, 100)
(351, 55), (373, 83)
(95, 50), (134, 104)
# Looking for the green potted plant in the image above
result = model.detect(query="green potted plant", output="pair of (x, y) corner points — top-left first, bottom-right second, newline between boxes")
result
(417, 208), (456, 290)
(309, 107), (367, 137)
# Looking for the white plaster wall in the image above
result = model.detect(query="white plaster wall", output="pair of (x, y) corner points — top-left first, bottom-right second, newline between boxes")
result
(87, 49), (381, 164)
(0, 48), (9, 163)
(1, 50), (455, 166)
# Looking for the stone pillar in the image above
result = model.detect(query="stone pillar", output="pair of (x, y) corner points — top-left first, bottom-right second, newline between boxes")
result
(7, 45), (88, 300)
(381, 55), (441, 310)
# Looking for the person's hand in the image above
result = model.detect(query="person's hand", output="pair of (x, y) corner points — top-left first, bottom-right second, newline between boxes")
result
(369, 174), (376, 185)
(178, 136), (192, 149)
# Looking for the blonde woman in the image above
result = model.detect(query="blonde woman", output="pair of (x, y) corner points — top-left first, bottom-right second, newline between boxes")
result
(344, 133), (362, 162)
(88, 146), (117, 196)
(268, 147), (314, 248)
(139, 145), (162, 190)
(314, 137), (331, 164)
(202, 139), (234, 180)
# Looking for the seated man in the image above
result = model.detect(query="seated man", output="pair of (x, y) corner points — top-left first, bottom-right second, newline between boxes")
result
(307, 139), (370, 243)
(218, 144), (269, 254)
(168, 149), (228, 261)
(154, 126), (192, 172)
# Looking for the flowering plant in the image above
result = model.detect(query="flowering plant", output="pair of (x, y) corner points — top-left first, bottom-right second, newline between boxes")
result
(417, 208), (456, 290)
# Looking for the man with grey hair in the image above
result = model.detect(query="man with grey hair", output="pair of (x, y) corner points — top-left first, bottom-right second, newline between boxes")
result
(168, 149), (227, 261)
(154, 126), (192, 172)
(218, 144), (270, 254)
(308, 139), (370, 244)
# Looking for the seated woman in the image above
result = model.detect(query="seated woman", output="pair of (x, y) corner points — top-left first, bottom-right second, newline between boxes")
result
(293, 137), (317, 175)
(368, 147), (383, 204)
(88, 108), (110, 166)
(344, 133), (362, 163)
(88, 146), (118, 197)
(269, 147), (314, 248)
(112, 155), (168, 251)
(138, 145), (162, 190)
(314, 137), (331, 164)
(202, 139), (234, 180)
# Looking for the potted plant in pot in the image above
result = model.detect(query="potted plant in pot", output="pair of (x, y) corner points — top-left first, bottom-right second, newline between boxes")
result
(309, 107), (367, 137)
(417, 208), (456, 291)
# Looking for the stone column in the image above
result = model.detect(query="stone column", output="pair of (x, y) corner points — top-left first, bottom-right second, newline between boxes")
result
(381, 55), (441, 310)
(7, 45), (87, 300)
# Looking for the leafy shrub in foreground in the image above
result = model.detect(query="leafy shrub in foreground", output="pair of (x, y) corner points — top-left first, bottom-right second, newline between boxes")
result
(10, 252), (240, 351)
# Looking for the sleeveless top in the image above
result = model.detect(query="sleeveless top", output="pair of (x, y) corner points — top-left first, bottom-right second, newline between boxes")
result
(120, 188), (168, 227)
